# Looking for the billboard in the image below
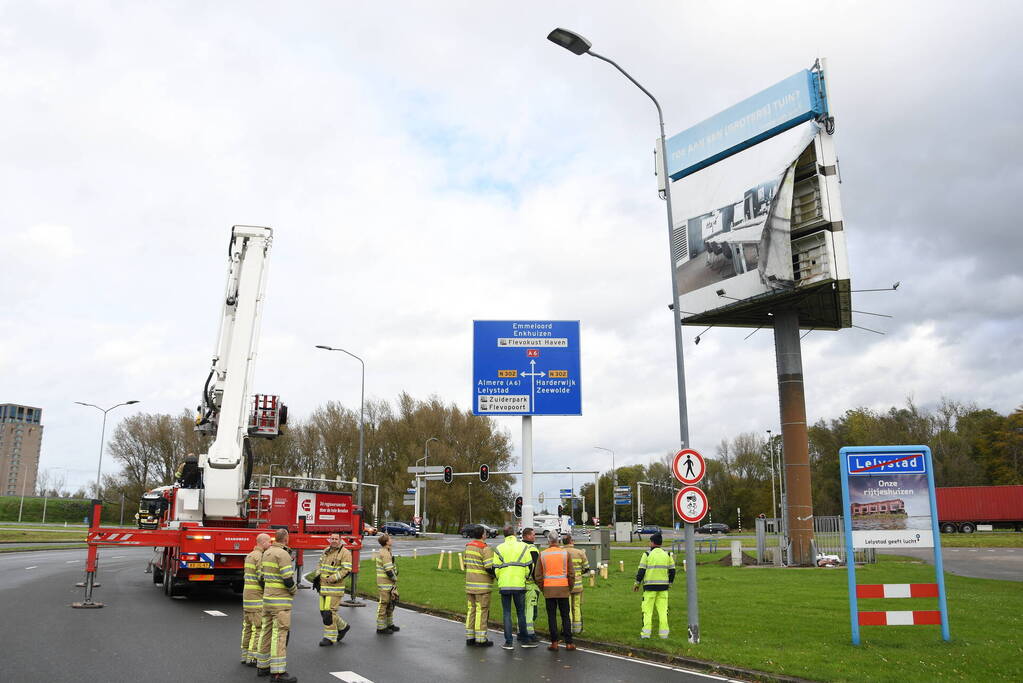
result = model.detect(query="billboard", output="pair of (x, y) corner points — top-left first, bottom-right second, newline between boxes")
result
(661, 63), (851, 329)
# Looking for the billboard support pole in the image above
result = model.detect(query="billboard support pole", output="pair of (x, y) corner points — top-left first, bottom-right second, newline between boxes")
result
(774, 308), (814, 566)
(521, 416), (534, 531)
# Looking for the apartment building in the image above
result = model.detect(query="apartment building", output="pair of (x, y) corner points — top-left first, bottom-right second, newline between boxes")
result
(0, 404), (43, 496)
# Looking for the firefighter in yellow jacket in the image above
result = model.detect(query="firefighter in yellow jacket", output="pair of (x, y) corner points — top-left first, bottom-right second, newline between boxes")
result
(241, 533), (271, 666)
(257, 528), (298, 682)
(304, 532), (353, 646)
(463, 526), (495, 647)
(563, 533), (591, 634)
(375, 533), (399, 634)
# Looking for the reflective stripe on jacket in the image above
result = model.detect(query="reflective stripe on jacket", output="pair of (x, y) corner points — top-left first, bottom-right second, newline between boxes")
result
(260, 543), (296, 609)
(242, 546), (263, 610)
(376, 547), (397, 590)
(636, 547), (674, 591)
(318, 546), (353, 595)
(464, 540), (494, 594)
(492, 536), (530, 592)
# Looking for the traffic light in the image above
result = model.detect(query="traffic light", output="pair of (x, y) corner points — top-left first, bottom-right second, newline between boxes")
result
(514, 496), (523, 518)
(443, 466), (453, 484)
(479, 464), (489, 482)
(557, 504), (564, 517)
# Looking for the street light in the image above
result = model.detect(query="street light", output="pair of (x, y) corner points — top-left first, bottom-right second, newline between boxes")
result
(594, 446), (616, 526)
(40, 467), (67, 524)
(555, 28), (695, 641)
(766, 430), (778, 520)
(74, 400), (140, 499)
(315, 345), (366, 510)
(423, 436), (439, 531)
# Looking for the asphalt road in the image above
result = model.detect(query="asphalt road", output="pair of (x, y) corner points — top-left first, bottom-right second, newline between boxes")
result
(1, 546), (739, 683)
(880, 547), (1023, 581)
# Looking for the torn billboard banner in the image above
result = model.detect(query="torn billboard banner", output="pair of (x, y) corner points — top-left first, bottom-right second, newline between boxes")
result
(671, 121), (818, 318)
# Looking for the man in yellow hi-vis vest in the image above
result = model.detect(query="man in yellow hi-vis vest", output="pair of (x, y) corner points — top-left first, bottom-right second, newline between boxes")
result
(632, 532), (675, 639)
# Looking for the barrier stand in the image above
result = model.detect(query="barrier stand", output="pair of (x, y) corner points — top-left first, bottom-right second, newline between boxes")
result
(437, 551), (446, 570)
(618, 560), (624, 572)
(413, 548), (418, 560)
(458, 552), (464, 571)
(448, 550), (453, 570)
(71, 501), (105, 609)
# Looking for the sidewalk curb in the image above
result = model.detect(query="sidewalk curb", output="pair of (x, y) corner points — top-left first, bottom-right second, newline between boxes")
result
(353, 590), (811, 683)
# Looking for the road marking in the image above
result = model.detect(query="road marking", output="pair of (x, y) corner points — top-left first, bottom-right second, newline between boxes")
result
(398, 607), (742, 680)
(330, 672), (374, 682)
(66, 560), (79, 563)
(25, 566), (38, 570)
(203, 610), (228, 617)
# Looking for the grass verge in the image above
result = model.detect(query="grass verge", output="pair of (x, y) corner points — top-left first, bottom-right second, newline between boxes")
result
(355, 549), (1021, 682)
(0, 543), (88, 553)
(0, 530), (87, 543)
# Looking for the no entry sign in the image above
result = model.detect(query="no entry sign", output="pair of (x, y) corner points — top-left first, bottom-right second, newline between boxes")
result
(674, 486), (708, 524)
(672, 449), (706, 485)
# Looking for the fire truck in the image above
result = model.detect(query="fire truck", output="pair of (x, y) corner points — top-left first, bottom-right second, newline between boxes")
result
(74, 226), (363, 607)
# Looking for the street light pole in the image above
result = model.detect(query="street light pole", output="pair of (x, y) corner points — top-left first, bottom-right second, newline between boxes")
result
(767, 429), (778, 520)
(423, 437), (439, 531)
(74, 400), (140, 500)
(315, 345), (366, 511)
(551, 27), (697, 642)
(594, 446), (616, 527)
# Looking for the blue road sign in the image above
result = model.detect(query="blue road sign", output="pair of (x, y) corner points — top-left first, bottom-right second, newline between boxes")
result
(472, 320), (581, 416)
(614, 498), (632, 505)
(560, 488), (572, 497)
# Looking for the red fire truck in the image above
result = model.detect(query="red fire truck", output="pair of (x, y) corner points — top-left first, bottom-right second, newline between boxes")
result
(74, 227), (363, 607)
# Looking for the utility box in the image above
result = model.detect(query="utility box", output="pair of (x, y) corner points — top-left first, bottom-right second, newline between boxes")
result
(574, 528), (612, 568)
(614, 522), (632, 543)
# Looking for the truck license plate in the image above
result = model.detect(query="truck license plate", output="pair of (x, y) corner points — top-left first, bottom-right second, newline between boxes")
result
(187, 562), (212, 569)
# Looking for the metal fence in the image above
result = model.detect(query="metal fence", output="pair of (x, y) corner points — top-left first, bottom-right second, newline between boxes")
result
(755, 515), (875, 565)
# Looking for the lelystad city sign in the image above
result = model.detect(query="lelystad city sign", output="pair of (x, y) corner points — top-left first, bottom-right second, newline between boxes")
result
(472, 320), (581, 416)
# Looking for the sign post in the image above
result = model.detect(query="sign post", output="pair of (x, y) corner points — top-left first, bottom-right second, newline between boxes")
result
(472, 320), (582, 531)
(839, 445), (950, 645)
(671, 448), (707, 643)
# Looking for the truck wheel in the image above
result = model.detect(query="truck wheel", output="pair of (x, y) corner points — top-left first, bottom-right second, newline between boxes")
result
(960, 522), (976, 534)
(940, 523), (957, 534)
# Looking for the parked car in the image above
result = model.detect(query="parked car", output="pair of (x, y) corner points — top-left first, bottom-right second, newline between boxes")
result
(635, 525), (661, 536)
(695, 522), (730, 535)
(381, 521), (418, 536)
(460, 523), (499, 538)
(362, 522), (378, 536)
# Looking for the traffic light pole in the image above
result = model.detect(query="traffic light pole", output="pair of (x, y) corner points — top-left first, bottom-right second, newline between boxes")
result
(522, 416), (534, 531)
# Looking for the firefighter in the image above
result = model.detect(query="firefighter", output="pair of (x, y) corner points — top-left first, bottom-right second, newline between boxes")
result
(174, 453), (201, 488)
(257, 528), (298, 682)
(304, 532), (353, 646)
(520, 527), (541, 641)
(463, 526), (495, 647)
(632, 532), (676, 639)
(375, 533), (399, 634)
(241, 533), (272, 666)
(563, 534), (591, 634)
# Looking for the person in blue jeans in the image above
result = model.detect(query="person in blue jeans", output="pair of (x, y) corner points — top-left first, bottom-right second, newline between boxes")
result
(492, 527), (539, 650)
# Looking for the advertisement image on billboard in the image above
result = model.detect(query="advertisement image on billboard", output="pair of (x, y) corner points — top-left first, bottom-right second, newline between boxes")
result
(661, 62), (851, 330)
(842, 450), (936, 549)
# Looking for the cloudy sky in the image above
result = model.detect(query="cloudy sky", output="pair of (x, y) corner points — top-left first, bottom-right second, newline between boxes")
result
(3, 1), (1021, 502)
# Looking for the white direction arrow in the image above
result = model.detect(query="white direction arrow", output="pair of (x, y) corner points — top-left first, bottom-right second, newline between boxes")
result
(521, 359), (545, 411)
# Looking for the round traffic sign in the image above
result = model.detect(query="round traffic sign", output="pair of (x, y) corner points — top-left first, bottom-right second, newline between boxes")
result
(672, 449), (706, 485)
(674, 486), (709, 524)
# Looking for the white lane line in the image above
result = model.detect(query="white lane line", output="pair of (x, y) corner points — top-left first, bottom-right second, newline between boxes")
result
(66, 560), (79, 563)
(330, 672), (374, 683)
(25, 566), (38, 570)
(398, 607), (742, 680)
(203, 610), (228, 616)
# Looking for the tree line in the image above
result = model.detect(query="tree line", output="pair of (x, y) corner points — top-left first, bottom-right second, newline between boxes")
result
(93, 394), (1020, 532)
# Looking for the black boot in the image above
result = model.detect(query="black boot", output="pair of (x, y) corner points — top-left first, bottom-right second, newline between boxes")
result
(337, 624), (351, 641)
(388, 624), (400, 632)
(319, 638), (334, 647)
(256, 668), (270, 677)
(271, 674), (297, 683)
(466, 638), (476, 646)
(477, 639), (494, 647)
(376, 628), (392, 634)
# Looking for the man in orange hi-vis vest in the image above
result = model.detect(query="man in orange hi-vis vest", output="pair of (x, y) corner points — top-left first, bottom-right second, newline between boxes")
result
(533, 534), (576, 651)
